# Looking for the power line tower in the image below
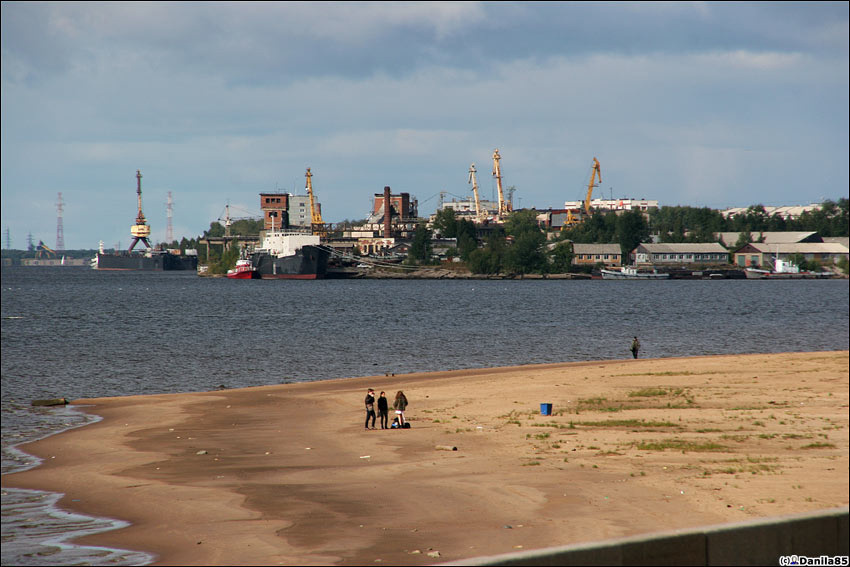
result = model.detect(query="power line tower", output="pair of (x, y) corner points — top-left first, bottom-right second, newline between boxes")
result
(3, 227), (11, 249)
(165, 191), (174, 244)
(55, 192), (65, 251)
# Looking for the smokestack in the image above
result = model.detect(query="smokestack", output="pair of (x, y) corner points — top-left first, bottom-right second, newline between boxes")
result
(383, 186), (391, 238)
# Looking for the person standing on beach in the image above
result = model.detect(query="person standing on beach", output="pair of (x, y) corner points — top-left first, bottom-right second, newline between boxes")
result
(365, 389), (376, 430)
(630, 336), (641, 359)
(377, 391), (389, 429)
(393, 390), (408, 427)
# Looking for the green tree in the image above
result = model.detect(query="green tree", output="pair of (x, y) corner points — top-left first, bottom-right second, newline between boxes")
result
(432, 208), (458, 238)
(615, 210), (649, 260)
(502, 210), (548, 274)
(206, 222), (226, 238)
(549, 241), (574, 273)
(208, 239), (240, 274)
(467, 233), (506, 274)
(407, 222), (433, 264)
(457, 231), (478, 261)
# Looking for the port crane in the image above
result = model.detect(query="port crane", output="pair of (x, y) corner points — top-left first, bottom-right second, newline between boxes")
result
(305, 168), (325, 237)
(584, 157), (601, 217)
(563, 157), (602, 229)
(35, 240), (56, 259)
(468, 163), (484, 221)
(492, 149), (511, 219)
(128, 170), (152, 251)
(218, 204), (259, 237)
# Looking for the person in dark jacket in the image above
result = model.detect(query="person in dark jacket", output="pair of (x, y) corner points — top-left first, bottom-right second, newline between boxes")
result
(377, 391), (389, 429)
(630, 337), (641, 359)
(364, 388), (376, 430)
(393, 390), (408, 427)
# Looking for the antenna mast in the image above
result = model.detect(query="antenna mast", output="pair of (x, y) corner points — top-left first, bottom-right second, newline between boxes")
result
(166, 191), (174, 244)
(55, 192), (65, 251)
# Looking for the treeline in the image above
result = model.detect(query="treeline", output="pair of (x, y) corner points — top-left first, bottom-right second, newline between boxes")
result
(650, 199), (849, 241)
(412, 200), (849, 276)
(418, 208), (575, 275)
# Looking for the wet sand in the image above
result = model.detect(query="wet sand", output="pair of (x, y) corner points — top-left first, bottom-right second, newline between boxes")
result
(3, 351), (848, 566)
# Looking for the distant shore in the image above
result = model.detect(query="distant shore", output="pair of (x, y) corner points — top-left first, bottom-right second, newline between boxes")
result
(3, 351), (848, 566)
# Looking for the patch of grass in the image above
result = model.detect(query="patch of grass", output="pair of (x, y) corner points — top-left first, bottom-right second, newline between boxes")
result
(531, 421), (563, 428)
(506, 420), (521, 426)
(782, 433), (811, 440)
(636, 439), (727, 452)
(720, 434), (749, 442)
(616, 371), (720, 377)
(800, 442), (836, 449)
(575, 419), (679, 428)
(695, 428), (723, 433)
(578, 397), (607, 407)
(522, 461), (541, 466)
(628, 387), (671, 397)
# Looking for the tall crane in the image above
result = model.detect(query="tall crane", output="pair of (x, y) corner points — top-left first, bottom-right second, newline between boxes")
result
(128, 170), (152, 251)
(468, 163), (484, 221)
(584, 157), (601, 217)
(305, 168), (325, 236)
(562, 157), (602, 230)
(492, 149), (511, 219)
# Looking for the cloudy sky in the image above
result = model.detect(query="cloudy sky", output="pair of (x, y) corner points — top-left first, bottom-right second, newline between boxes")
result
(2, 1), (848, 250)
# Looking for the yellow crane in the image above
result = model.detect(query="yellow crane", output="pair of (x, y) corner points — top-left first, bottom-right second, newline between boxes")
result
(129, 169), (152, 250)
(468, 163), (484, 221)
(492, 149), (511, 219)
(562, 157), (602, 230)
(305, 168), (325, 236)
(584, 157), (601, 217)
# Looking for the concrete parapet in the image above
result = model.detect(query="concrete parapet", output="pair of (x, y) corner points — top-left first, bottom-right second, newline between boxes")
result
(443, 506), (849, 566)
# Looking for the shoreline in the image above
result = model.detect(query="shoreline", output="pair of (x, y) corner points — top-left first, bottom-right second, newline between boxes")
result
(2, 351), (848, 566)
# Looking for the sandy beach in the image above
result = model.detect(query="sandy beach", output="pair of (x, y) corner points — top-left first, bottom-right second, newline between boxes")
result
(3, 351), (848, 566)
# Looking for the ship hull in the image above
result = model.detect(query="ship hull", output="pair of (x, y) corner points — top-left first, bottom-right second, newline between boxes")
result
(95, 252), (198, 271)
(251, 245), (329, 279)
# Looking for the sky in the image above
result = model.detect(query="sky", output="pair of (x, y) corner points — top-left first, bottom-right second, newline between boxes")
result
(2, 1), (848, 250)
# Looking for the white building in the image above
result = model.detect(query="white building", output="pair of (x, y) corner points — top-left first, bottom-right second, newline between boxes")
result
(720, 204), (821, 220)
(564, 198), (659, 213)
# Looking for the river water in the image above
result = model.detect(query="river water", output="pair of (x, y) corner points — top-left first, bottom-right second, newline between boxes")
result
(2, 266), (848, 565)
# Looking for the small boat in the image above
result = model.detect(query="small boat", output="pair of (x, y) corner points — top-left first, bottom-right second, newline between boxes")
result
(226, 259), (260, 279)
(601, 266), (670, 280)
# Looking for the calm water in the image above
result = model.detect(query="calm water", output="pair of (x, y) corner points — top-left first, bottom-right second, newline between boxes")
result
(2, 266), (848, 565)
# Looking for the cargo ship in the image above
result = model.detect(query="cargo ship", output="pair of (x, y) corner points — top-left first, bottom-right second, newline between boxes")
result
(250, 230), (329, 279)
(94, 248), (199, 271)
(93, 170), (199, 271)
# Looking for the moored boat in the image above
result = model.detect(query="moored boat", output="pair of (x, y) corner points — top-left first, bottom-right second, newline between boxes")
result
(744, 258), (831, 279)
(250, 230), (329, 279)
(601, 266), (670, 280)
(226, 258), (260, 279)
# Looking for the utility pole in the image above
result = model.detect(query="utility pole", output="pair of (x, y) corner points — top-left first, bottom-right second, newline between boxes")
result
(56, 193), (65, 251)
(166, 191), (174, 244)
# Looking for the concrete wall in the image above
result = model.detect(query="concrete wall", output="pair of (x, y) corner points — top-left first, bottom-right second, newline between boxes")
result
(443, 506), (849, 566)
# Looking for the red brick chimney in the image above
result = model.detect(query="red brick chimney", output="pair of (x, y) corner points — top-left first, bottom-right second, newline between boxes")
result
(383, 186), (391, 238)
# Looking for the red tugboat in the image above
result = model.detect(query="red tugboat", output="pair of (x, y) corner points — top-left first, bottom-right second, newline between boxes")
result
(226, 258), (260, 279)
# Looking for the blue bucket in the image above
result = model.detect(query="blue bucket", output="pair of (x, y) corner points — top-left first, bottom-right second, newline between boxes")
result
(540, 403), (553, 416)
